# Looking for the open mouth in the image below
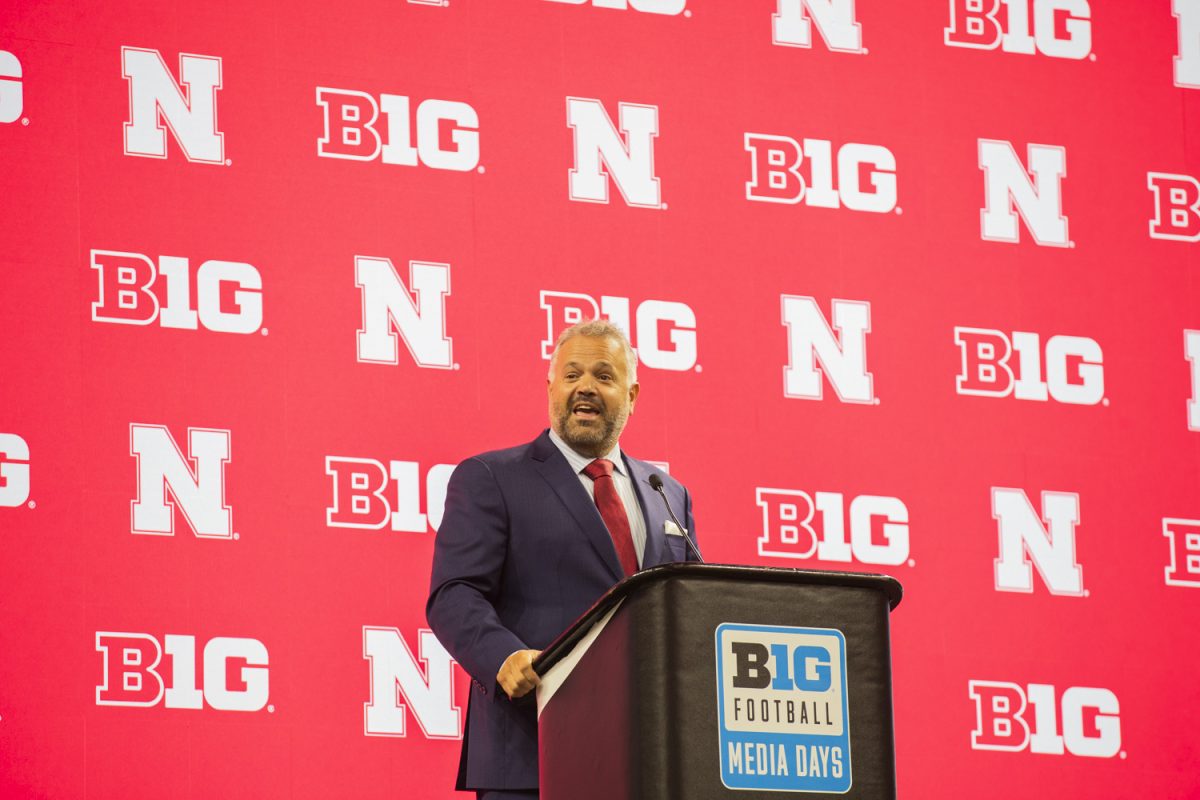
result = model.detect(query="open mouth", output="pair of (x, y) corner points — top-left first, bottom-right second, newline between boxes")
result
(571, 401), (602, 421)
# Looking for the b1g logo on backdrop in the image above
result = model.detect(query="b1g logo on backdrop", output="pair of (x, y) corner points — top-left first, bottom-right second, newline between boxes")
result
(91, 249), (264, 334)
(944, 0), (1093, 60)
(96, 632), (269, 712)
(316, 87), (479, 172)
(122, 47), (224, 164)
(772, 0), (864, 52)
(356, 256), (453, 369)
(716, 623), (851, 792)
(326, 457), (454, 532)
(0, 50), (22, 124)
(756, 488), (910, 566)
(992, 487), (1083, 596)
(979, 139), (1069, 247)
(1163, 517), (1200, 587)
(545, 0), (686, 14)
(745, 134), (897, 213)
(969, 680), (1121, 757)
(363, 626), (463, 738)
(567, 97), (662, 209)
(955, 327), (1104, 405)
(130, 423), (233, 539)
(1177, 0), (1200, 88)
(540, 290), (697, 371)
(0, 433), (31, 508)
(782, 296), (874, 404)
(1147, 172), (1200, 242)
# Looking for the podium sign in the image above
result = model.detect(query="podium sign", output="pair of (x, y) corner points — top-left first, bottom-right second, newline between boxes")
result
(536, 563), (902, 800)
(715, 623), (851, 793)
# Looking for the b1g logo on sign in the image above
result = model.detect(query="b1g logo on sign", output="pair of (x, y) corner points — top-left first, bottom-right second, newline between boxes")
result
(715, 623), (850, 793)
(0, 50), (22, 124)
(545, 0), (687, 14)
(91, 249), (264, 335)
(540, 290), (697, 372)
(744, 134), (896, 213)
(1163, 517), (1200, 588)
(756, 488), (910, 567)
(944, 0), (1093, 60)
(1147, 172), (1200, 242)
(325, 456), (454, 532)
(0, 433), (31, 508)
(96, 632), (269, 712)
(969, 680), (1121, 758)
(955, 327), (1104, 406)
(316, 87), (479, 172)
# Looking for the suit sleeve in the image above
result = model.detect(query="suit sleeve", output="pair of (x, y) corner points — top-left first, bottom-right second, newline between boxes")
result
(427, 456), (527, 699)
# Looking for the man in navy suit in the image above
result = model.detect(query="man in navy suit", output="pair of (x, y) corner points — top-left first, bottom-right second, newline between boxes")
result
(427, 319), (699, 799)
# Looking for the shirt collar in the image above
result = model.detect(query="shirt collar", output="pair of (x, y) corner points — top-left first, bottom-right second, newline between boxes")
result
(548, 428), (625, 476)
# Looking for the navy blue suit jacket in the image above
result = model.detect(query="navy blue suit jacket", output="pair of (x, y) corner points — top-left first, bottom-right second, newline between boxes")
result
(426, 430), (698, 791)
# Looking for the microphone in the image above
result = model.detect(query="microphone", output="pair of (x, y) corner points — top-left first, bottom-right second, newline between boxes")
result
(648, 473), (704, 563)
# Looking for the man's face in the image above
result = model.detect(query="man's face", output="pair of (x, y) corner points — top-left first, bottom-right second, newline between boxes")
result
(547, 334), (640, 458)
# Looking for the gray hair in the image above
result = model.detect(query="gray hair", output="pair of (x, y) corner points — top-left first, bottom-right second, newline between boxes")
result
(547, 319), (638, 383)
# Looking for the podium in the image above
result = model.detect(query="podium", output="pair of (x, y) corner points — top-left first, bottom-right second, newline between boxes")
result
(534, 563), (902, 799)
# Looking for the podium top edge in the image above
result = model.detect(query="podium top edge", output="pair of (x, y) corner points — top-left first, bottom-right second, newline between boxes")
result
(534, 563), (902, 675)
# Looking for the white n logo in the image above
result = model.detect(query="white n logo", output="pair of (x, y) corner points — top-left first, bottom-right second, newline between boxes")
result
(979, 139), (1069, 246)
(122, 47), (224, 164)
(781, 296), (874, 403)
(363, 627), (462, 738)
(567, 97), (662, 208)
(772, 0), (863, 52)
(130, 424), (232, 538)
(355, 257), (453, 368)
(993, 488), (1084, 596)
(1176, 0), (1200, 88)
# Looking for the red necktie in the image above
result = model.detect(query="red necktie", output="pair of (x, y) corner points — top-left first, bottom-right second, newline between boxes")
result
(583, 459), (638, 576)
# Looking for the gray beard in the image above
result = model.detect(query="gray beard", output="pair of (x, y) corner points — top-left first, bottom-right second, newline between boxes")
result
(554, 406), (622, 457)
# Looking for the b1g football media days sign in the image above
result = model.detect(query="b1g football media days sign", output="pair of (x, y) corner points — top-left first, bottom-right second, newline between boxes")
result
(716, 623), (851, 793)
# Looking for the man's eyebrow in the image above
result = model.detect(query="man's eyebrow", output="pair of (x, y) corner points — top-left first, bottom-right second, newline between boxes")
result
(561, 361), (616, 370)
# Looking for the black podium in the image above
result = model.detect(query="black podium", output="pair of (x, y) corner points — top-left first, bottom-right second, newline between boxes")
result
(533, 563), (902, 799)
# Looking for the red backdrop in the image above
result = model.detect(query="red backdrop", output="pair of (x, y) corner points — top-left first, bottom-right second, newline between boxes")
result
(2, 1), (1199, 797)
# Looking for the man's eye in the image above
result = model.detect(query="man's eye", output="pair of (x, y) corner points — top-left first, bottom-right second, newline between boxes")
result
(565, 373), (579, 380)
(599, 374), (613, 381)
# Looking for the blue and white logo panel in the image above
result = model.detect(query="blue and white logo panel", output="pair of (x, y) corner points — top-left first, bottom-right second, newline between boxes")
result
(715, 623), (851, 793)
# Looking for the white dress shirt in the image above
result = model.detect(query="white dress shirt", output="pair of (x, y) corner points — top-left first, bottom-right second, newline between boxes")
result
(548, 428), (648, 567)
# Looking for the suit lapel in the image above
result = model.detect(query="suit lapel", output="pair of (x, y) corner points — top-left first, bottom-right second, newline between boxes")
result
(626, 456), (669, 568)
(530, 431), (625, 583)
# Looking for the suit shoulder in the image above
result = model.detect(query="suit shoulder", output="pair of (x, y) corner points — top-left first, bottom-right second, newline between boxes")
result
(459, 436), (540, 471)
